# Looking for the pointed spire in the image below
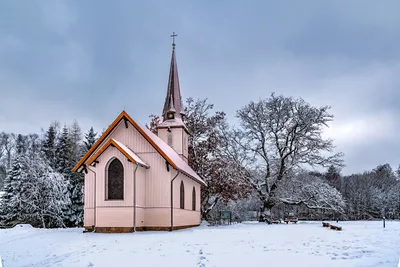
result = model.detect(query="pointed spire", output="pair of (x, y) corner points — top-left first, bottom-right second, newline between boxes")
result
(162, 35), (184, 121)
(167, 93), (176, 113)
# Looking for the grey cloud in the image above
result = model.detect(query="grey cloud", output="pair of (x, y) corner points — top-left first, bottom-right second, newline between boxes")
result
(1, 0), (400, 175)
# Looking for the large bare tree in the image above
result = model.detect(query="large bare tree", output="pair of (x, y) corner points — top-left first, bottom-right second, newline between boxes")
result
(234, 93), (344, 213)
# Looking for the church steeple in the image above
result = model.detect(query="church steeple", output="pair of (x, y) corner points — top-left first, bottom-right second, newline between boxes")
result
(157, 32), (189, 163)
(162, 41), (184, 122)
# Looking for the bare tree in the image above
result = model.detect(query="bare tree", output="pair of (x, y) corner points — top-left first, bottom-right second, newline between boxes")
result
(235, 93), (344, 213)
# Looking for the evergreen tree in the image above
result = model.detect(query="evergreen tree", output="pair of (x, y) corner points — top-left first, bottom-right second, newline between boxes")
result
(83, 127), (98, 152)
(56, 125), (83, 226)
(42, 125), (57, 169)
(69, 120), (83, 160)
(15, 134), (27, 155)
(0, 153), (28, 225)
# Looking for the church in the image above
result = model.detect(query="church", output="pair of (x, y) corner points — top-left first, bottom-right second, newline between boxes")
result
(73, 40), (206, 233)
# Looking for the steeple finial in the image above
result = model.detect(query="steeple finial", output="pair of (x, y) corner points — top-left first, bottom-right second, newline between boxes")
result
(170, 32), (177, 48)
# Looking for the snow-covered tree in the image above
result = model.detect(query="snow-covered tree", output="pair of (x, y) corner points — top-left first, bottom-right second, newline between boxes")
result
(0, 150), (70, 228)
(0, 153), (27, 225)
(19, 157), (70, 228)
(276, 171), (346, 214)
(83, 127), (98, 153)
(183, 98), (252, 219)
(234, 93), (344, 213)
(69, 120), (83, 160)
(56, 125), (83, 226)
(42, 124), (58, 169)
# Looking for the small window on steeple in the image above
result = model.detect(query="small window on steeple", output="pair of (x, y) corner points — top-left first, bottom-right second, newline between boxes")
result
(167, 131), (173, 147)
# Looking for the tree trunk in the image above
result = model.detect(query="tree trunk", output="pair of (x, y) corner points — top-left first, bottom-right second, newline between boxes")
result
(201, 196), (220, 221)
(259, 197), (275, 221)
(41, 215), (46, 228)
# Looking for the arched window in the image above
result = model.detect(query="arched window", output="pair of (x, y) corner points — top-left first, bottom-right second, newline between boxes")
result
(180, 181), (185, 209)
(192, 186), (196, 211)
(107, 158), (124, 200)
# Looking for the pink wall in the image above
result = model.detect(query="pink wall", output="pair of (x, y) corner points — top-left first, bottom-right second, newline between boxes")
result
(96, 207), (133, 227)
(172, 170), (201, 226)
(83, 120), (202, 229)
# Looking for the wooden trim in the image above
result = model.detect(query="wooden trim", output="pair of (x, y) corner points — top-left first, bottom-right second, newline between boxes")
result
(89, 224), (200, 233)
(73, 111), (177, 172)
(87, 139), (136, 166)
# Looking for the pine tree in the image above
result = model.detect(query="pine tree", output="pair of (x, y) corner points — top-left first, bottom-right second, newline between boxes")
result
(42, 125), (57, 169)
(55, 125), (83, 226)
(15, 134), (27, 155)
(83, 127), (98, 152)
(69, 120), (83, 161)
(0, 153), (28, 225)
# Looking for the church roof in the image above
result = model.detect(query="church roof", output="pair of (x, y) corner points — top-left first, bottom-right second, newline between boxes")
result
(161, 45), (184, 121)
(141, 124), (203, 184)
(86, 138), (149, 169)
(73, 111), (206, 186)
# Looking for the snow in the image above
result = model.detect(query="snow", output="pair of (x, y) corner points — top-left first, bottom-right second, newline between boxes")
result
(158, 117), (186, 128)
(141, 125), (206, 186)
(112, 139), (149, 168)
(1, 221), (399, 267)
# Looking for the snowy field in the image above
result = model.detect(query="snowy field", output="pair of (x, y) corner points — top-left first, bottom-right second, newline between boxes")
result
(0, 221), (399, 267)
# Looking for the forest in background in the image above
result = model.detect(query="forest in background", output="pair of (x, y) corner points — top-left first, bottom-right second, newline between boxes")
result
(1, 93), (399, 228)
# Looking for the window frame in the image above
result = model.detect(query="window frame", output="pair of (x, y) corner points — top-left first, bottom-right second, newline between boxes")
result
(192, 186), (196, 211)
(105, 157), (124, 201)
(180, 181), (185, 209)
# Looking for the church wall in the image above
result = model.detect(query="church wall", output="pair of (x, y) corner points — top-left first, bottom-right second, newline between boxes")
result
(88, 146), (148, 228)
(96, 207), (133, 227)
(135, 166), (146, 207)
(105, 120), (154, 153)
(157, 127), (188, 161)
(173, 209), (201, 226)
(84, 208), (94, 227)
(135, 207), (146, 227)
(141, 152), (171, 208)
(83, 168), (95, 227)
(84, 171), (95, 208)
(172, 172), (202, 227)
(144, 208), (171, 227)
(95, 120), (171, 208)
(95, 147), (135, 207)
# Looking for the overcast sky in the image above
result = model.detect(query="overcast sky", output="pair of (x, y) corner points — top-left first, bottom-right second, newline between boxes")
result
(1, 0), (399, 175)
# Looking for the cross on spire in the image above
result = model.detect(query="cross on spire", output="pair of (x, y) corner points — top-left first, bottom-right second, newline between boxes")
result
(170, 32), (177, 47)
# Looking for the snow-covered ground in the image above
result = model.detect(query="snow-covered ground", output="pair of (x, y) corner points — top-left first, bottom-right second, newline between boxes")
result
(0, 221), (399, 267)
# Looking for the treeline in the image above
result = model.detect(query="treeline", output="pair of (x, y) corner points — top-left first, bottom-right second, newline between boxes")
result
(1, 93), (399, 228)
(0, 122), (98, 227)
(210, 164), (400, 222)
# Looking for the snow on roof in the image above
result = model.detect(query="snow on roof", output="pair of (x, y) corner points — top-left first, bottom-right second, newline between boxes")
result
(158, 117), (186, 128)
(112, 139), (149, 168)
(141, 125), (206, 186)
